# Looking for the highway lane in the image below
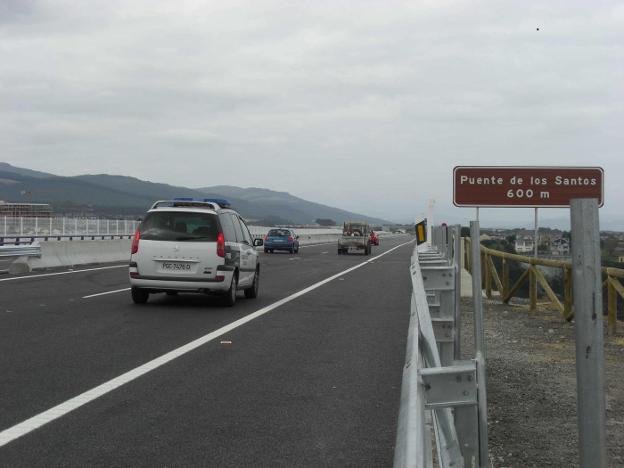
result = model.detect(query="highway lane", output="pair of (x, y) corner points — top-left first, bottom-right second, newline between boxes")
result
(1, 236), (414, 466)
(0, 240), (359, 428)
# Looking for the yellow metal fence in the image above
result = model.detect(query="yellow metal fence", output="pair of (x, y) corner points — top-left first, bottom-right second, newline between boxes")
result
(463, 237), (624, 335)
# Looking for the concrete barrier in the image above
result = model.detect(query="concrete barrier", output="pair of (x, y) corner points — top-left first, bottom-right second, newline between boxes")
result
(7, 232), (406, 274)
(296, 234), (341, 245)
(9, 240), (131, 274)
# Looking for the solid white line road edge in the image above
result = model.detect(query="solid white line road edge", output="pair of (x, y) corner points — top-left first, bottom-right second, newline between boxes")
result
(0, 239), (414, 448)
(82, 288), (131, 299)
(0, 265), (127, 282)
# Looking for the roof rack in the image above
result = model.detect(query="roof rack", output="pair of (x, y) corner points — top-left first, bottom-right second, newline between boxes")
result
(150, 198), (232, 210)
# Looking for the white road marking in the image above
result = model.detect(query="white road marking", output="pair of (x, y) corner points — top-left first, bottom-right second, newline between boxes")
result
(298, 241), (337, 248)
(321, 251), (328, 255)
(0, 239), (413, 448)
(288, 257), (301, 261)
(82, 288), (130, 299)
(0, 265), (126, 283)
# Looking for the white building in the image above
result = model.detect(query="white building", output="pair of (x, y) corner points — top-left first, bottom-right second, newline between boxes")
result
(551, 238), (570, 256)
(515, 235), (534, 253)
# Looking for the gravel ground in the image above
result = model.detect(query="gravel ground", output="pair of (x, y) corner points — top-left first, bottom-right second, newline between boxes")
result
(460, 297), (624, 468)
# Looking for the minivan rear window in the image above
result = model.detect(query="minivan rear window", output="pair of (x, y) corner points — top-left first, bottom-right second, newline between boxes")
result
(140, 212), (219, 242)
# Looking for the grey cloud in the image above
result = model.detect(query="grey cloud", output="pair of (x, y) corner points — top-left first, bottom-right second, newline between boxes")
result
(0, 0), (622, 225)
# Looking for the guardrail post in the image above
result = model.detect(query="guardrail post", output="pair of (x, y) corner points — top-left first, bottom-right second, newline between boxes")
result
(20, 217), (23, 236)
(484, 251), (492, 299)
(470, 220), (489, 468)
(564, 266), (573, 318)
(607, 275), (616, 335)
(446, 225), (453, 262)
(35, 216), (38, 236)
(570, 198), (606, 468)
(502, 258), (509, 299)
(3, 216), (6, 237)
(454, 225), (462, 361)
(529, 267), (537, 313)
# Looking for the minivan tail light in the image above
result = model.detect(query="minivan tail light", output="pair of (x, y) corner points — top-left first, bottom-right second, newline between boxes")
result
(287, 236), (294, 242)
(131, 230), (140, 254)
(264, 234), (268, 241)
(217, 232), (225, 258)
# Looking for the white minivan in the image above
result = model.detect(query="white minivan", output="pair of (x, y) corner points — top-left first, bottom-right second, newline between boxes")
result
(129, 198), (263, 306)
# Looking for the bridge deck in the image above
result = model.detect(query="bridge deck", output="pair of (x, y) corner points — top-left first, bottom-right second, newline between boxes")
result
(0, 237), (413, 467)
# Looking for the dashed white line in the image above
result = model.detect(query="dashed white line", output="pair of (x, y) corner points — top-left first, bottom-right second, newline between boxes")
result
(0, 265), (126, 282)
(0, 239), (413, 448)
(83, 288), (130, 299)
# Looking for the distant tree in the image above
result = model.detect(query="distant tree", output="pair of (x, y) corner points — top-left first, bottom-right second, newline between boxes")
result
(315, 218), (337, 226)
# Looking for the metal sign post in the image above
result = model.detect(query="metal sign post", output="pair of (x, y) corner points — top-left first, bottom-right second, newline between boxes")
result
(453, 166), (607, 468)
(427, 199), (435, 245)
(470, 220), (489, 467)
(570, 199), (606, 468)
(534, 207), (539, 258)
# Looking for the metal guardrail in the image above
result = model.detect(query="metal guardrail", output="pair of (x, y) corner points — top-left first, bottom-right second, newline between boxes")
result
(394, 225), (489, 468)
(0, 235), (133, 246)
(1, 216), (138, 238)
(0, 243), (41, 258)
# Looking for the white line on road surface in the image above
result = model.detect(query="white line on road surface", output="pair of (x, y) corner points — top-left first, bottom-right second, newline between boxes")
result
(298, 241), (337, 248)
(0, 239), (414, 448)
(321, 251), (328, 255)
(0, 265), (127, 283)
(83, 288), (130, 299)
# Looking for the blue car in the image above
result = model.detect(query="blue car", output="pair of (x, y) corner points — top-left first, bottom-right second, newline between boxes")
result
(264, 228), (300, 254)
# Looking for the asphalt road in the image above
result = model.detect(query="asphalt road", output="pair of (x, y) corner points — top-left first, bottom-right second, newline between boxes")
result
(0, 236), (414, 467)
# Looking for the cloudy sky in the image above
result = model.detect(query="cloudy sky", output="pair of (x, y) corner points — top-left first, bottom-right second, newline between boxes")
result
(1, 0), (623, 227)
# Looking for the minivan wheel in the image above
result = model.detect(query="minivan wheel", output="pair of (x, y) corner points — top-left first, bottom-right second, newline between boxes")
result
(245, 269), (259, 299)
(222, 274), (237, 307)
(131, 287), (149, 304)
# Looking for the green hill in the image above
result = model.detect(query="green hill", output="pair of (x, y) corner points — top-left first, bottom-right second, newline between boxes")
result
(0, 163), (391, 224)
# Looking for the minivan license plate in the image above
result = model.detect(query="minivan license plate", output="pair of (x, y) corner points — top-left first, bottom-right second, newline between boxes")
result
(161, 262), (192, 272)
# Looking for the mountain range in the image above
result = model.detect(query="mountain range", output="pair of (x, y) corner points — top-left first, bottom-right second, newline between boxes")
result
(0, 163), (391, 225)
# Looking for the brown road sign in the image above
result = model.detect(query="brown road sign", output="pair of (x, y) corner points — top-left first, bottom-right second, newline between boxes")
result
(453, 166), (604, 207)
